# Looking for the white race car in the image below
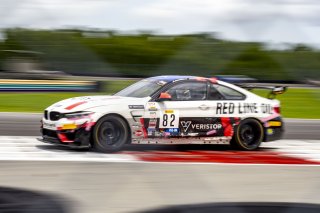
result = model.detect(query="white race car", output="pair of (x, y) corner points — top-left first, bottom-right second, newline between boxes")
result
(39, 76), (285, 152)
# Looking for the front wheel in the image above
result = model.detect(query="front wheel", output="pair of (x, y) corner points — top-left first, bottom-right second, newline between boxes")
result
(231, 118), (264, 151)
(92, 115), (129, 153)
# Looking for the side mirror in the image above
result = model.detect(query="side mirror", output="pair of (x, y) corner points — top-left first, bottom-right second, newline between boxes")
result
(156, 92), (172, 102)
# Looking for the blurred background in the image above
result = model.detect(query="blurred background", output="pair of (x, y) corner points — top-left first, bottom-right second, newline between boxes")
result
(0, 0), (320, 82)
(0, 0), (319, 117)
(0, 1), (320, 213)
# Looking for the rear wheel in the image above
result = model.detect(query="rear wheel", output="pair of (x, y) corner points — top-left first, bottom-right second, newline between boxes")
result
(231, 118), (264, 150)
(92, 115), (129, 153)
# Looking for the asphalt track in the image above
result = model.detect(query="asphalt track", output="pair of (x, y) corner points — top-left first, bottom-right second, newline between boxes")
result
(0, 113), (320, 213)
(1, 161), (320, 213)
(0, 112), (319, 139)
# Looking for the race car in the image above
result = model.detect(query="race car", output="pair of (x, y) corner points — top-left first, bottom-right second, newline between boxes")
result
(38, 75), (285, 152)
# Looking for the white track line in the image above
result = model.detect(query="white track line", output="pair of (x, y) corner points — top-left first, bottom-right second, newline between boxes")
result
(0, 136), (138, 162)
(0, 136), (320, 164)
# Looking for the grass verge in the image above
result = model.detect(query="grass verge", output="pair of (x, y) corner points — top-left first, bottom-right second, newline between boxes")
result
(0, 80), (319, 119)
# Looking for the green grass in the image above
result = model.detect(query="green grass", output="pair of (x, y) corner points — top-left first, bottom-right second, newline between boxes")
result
(253, 88), (320, 119)
(0, 80), (319, 119)
(0, 80), (137, 112)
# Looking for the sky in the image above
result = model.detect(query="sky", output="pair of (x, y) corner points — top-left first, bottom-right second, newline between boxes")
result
(1, 0), (320, 44)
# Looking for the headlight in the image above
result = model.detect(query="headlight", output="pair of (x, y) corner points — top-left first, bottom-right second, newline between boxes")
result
(63, 111), (94, 119)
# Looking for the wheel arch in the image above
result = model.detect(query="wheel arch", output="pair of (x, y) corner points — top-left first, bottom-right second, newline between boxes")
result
(90, 113), (132, 146)
(231, 117), (265, 150)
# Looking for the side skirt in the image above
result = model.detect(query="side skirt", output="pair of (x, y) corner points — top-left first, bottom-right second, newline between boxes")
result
(132, 137), (232, 145)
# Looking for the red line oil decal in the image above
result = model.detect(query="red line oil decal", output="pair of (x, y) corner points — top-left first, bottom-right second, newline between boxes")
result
(129, 151), (320, 165)
(65, 101), (87, 110)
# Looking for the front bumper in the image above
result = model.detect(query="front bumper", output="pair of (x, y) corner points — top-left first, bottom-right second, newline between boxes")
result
(39, 127), (91, 148)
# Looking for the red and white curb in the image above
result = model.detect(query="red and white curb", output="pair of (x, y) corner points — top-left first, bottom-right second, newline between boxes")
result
(0, 136), (319, 165)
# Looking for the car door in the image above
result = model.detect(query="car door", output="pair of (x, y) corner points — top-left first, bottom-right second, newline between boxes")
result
(205, 82), (247, 137)
(144, 80), (219, 138)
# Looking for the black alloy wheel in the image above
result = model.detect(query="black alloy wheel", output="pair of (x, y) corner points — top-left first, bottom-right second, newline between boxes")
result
(92, 115), (129, 153)
(232, 118), (264, 151)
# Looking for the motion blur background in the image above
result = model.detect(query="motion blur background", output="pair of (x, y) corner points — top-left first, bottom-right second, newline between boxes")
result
(0, 0), (320, 82)
(0, 1), (320, 213)
(0, 0), (319, 117)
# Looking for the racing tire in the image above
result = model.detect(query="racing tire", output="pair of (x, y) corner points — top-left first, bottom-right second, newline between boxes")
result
(231, 118), (264, 151)
(92, 114), (129, 153)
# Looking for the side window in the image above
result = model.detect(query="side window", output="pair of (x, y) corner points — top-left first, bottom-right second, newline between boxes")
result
(165, 82), (207, 101)
(210, 84), (245, 100)
(208, 85), (224, 100)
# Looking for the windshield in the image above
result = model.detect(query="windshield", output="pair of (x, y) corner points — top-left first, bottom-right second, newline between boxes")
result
(115, 80), (162, 98)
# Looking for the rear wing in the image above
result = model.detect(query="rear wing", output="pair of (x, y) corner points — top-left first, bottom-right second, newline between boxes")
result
(236, 84), (287, 99)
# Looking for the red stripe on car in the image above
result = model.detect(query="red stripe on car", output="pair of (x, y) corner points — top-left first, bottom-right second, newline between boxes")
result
(221, 117), (233, 137)
(65, 101), (87, 110)
(139, 118), (148, 138)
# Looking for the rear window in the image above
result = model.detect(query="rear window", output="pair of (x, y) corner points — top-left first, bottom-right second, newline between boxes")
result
(209, 84), (245, 100)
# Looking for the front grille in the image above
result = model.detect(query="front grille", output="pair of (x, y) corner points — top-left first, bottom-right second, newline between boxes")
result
(49, 111), (61, 121)
(44, 110), (48, 119)
(42, 129), (58, 138)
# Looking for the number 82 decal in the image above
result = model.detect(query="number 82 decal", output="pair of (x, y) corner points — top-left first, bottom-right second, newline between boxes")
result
(159, 110), (179, 128)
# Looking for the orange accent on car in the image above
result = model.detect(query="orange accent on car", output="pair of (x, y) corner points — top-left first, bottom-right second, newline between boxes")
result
(159, 92), (172, 99)
(65, 101), (87, 110)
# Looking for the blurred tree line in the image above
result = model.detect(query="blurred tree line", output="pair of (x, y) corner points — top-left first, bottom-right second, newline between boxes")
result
(0, 28), (319, 81)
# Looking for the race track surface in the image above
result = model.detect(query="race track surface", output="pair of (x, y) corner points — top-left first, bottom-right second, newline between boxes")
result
(1, 161), (320, 213)
(0, 113), (319, 213)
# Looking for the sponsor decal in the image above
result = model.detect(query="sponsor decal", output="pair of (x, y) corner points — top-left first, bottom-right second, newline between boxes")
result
(206, 129), (217, 136)
(191, 123), (222, 130)
(148, 118), (157, 128)
(261, 103), (272, 114)
(180, 120), (222, 132)
(149, 112), (157, 118)
(149, 107), (157, 111)
(215, 102), (272, 115)
(187, 133), (199, 136)
(180, 121), (191, 132)
(164, 128), (180, 136)
(128, 105), (144, 109)
(135, 130), (143, 137)
(165, 128), (179, 133)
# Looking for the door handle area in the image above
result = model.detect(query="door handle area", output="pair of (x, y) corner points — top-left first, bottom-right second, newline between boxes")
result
(198, 104), (209, 110)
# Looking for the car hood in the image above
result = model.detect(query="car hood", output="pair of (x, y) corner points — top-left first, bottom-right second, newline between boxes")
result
(45, 95), (149, 113)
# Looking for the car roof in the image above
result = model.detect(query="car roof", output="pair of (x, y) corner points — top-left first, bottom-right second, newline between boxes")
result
(146, 75), (197, 83)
